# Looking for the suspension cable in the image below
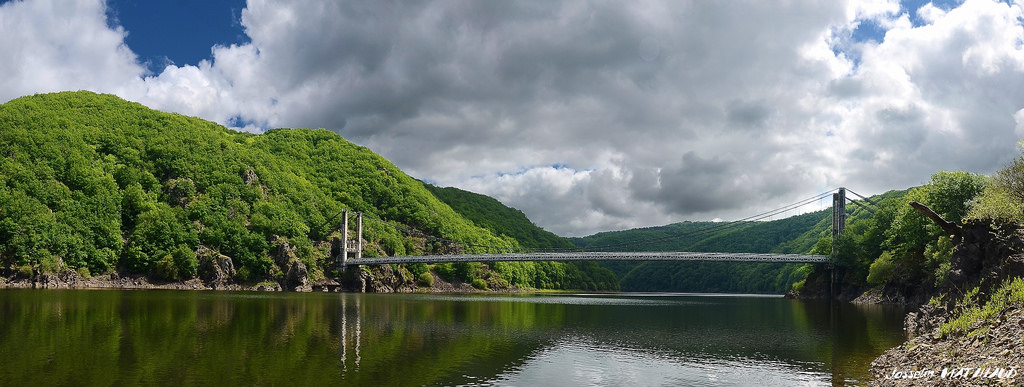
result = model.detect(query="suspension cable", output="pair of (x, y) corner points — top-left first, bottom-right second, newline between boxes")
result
(845, 188), (881, 208)
(360, 212), (553, 253)
(579, 189), (841, 252)
(320, 187), (871, 255)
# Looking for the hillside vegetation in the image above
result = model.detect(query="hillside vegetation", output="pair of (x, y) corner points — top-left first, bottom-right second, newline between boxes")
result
(424, 184), (618, 290)
(424, 184), (574, 250)
(813, 172), (989, 300)
(569, 208), (836, 293)
(0, 91), (612, 290)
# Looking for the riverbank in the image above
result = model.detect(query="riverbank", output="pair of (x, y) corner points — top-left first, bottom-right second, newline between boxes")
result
(0, 268), (531, 294)
(0, 270), (289, 291)
(865, 221), (1024, 385)
(868, 285), (1023, 386)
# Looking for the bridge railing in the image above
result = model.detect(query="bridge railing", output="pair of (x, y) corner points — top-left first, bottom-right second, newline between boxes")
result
(344, 251), (830, 266)
(335, 188), (847, 270)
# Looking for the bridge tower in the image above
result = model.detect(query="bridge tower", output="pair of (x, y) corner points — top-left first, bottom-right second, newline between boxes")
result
(337, 210), (363, 272)
(831, 188), (845, 256)
(830, 188), (846, 298)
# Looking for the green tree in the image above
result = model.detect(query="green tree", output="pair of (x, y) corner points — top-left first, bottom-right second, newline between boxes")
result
(882, 171), (986, 283)
(995, 153), (1024, 203)
(926, 171), (989, 222)
(969, 152), (1024, 223)
(124, 203), (198, 274)
(867, 251), (895, 285)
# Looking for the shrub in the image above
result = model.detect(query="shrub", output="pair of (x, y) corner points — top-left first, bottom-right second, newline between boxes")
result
(16, 264), (33, 278)
(924, 235), (953, 286)
(488, 276), (510, 289)
(996, 154), (1024, 203)
(934, 260), (952, 287)
(967, 185), (1024, 223)
(417, 272), (434, 287)
(236, 266), (252, 283)
(453, 262), (478, 282)
(471, 278), (488, 290)
(38, 255), (62, 273)
(154, 253), (178, 281)
(122, 244), (149, 274)
(433, 263), (456, 281)
(172, 245), (198, 279)
(407, 263), (429, 277)
(867, 251), (895, 286)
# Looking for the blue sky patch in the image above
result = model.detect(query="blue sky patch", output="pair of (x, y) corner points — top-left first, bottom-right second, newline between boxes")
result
(852, 18), (888, 43)
(105, 0), (248, 74)
(227, 115), (266, 131)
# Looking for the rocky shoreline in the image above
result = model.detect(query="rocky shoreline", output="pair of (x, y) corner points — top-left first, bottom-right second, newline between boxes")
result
(868, 303), (1023, 386)
(0, 258), (521, 294)
(865, 221), (1024, 385)
(0, 270), (289, 292)
(0, 269), (522, 293)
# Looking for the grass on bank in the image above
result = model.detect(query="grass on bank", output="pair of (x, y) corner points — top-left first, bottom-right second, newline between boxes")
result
(938, 276), (1024, 339)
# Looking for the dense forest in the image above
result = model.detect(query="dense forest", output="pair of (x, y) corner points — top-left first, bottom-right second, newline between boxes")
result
(0, 91), (613, 291)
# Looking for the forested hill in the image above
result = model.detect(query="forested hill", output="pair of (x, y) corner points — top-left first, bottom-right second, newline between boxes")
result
(569, 212), (830, 293)
(0, 91), (612, 290)
(571, 209), (830, 255)
(424, 184), (574, 249)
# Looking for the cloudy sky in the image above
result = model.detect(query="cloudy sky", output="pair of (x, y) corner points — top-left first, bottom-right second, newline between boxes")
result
(2, 0), (1024, 236)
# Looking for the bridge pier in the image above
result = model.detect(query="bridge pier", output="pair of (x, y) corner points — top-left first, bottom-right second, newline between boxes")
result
(337, 210), (363, 274)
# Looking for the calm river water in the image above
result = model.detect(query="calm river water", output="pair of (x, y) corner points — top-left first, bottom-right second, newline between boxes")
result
(0, 290), (908, 386)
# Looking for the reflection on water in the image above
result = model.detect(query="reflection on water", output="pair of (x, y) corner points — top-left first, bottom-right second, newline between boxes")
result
(339, 295), (361, 372)
(0, 290), (907, 386)
(492, 338), (828, 387)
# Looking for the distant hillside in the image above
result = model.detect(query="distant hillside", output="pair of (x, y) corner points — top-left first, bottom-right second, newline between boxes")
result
(424, 184), (574, 249)
(0, 91), (614, 290)
(424, 184), (617, 290)
(570, 190), (907, 293)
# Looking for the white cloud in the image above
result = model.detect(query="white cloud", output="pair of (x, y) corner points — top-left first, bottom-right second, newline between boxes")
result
(4, 0), (1024, 236)
(816, 0), (1024, 194)
(0, 0), (143, 102)
(917, 2), (948, 24)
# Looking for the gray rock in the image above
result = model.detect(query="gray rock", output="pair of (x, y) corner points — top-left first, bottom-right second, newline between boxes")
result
(197, 246), (236, 288)
(271, 236), (312, 292)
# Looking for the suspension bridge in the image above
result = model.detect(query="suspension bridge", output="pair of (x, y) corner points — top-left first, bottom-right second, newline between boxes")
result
(333, 188), (872, 270)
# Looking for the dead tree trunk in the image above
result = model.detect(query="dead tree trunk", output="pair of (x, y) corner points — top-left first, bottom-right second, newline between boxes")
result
(909, 201), (961, 236)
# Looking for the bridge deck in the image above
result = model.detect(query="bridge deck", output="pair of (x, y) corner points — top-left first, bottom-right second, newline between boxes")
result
(344, 251), (830, 266)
